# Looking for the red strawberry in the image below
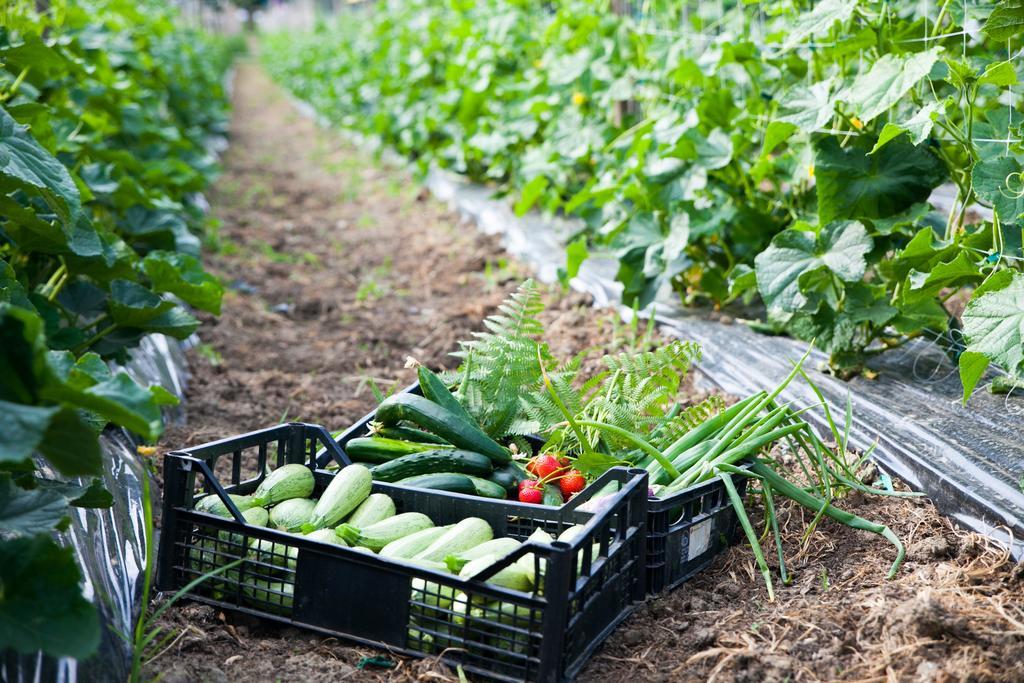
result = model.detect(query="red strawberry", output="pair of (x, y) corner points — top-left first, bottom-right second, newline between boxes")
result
(525, 456), (541, 476)
(518, 479), (544, 504)
(531, 454), (564, 480)
(558, 470), (586, 500)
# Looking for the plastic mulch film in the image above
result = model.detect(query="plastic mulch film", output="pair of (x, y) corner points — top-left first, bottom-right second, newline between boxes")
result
(1, 334), (191, 683)
(423, 166), (1024, 562)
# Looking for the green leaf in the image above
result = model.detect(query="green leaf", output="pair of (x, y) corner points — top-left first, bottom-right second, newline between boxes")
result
(972, 156), (1024, 224)
(777, 79), (837, 132)
(901, 251), (983, 304)
(983, 0), (1024, 41)
(962, 270), (1024, 379)
(869, 100), (945, 154)
(37, 406), (103, 477)
(560, 235), (589, 286)
(0, 106), (80, 229)
(0, 401), (59, 464)
(815, 136), (946, 223)
(0, 535), (100, 659)
(958, 351), (990, 404)
(109, 279), (176, 327)
(514, 176), (549, 216)
(782, 0), (858, 50)
(754, 221), (872, 315)
(0, 472), (69, 536)
(979, 60), (1019, 87)
(142, 251), (223, 315)
(32, 477), (113, 508)
(761, 121), (798, 157)
(839, 48), (943, 125)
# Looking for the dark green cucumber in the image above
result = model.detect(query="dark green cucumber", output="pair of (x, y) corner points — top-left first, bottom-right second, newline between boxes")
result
(417, 366), (478, 427)
(375, 425), (448, 445)
(344, 436), (451, 463)
(488, 461), (530, 491)
(465, 476), (509, 499)
(394, 473), (477, 495)
(370, 450), (492, 482)
(376, 394), (509, 464)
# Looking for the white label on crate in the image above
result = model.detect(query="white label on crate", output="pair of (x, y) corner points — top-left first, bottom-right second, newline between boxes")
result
(687, 518), (712, 561)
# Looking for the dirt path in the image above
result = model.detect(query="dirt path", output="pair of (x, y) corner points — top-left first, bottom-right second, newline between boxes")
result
(151, 62), (1024, 683)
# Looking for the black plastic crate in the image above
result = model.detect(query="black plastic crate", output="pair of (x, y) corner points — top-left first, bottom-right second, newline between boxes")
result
(325, 382), (744, 594)
(644, 473), (746, 595)
(157, 423), (648, 682)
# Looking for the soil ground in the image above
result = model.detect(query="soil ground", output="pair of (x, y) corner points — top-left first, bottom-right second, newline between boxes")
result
(149, 61), (1024, 683)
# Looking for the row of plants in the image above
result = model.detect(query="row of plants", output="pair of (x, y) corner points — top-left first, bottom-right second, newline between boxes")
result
(263, 0), (1024, 399)
(0, 0), (240, 661)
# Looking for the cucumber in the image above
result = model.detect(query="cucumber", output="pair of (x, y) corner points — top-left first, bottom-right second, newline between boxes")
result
(269, 498), (317, 531)
(417, 365), (478, 427)
(414, 517), (493, 563)
(196, 493), (257, 517)
(302, 464), (372, 532)
(252, 463), (315, 507)
(336, 512), (434, 551)
(379, 524), (452, 559)
(376, 425), (448, 445)
(345, 493), (396, 527)
(344, 437), (451, 463)
(464, 475), (508, 499)
(488, 462), (529, 491)
(376, 394), (509, 464)
(459, 554), (534, 592)
(370, 450), (493, 482)
(444, 537), (521, 573)
(393, 472), (477, 495)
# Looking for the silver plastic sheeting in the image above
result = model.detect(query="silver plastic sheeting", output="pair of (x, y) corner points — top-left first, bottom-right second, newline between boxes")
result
(423, 166), (1024, 561)
(2, 334), (191, 683)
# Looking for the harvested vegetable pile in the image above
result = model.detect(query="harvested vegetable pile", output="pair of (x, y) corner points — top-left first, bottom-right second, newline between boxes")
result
(150, 62), (1024, 683)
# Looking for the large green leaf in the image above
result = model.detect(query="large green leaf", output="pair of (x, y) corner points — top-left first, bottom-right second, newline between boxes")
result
(815, 136), (946, 223)
(983, 0), (1024, 41)
(109, 279), (176, 327)
(782, 0), (859, 50)
(0, 473), (69, 537)
(972, 156), (1024, 224)
(838, 48), (942, 124)
(869, 100), (946, 154)
(777, 79), (837, 132)
(901, 251), (983, 304)
(142, 250), (223, 314)
(754, 221), (872, 315)
(0, 401), (59, 464)
(0, 535), (100, 659)
(962, 270), (1024, 381)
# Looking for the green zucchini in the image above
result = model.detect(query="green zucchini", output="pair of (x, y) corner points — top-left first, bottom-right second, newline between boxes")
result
(249, 538), (298, 570)
(252, 463), (315, 507)
(302, 464), (372, 532)
(344, 437), (451, 463)
(217, 506), (269, 546)
(376, 394), (509, 464)
(465, 475), (508, 499)
(488, 462), (530, 491)
(303, 528), (348, 546)
(416, 366), (478, 427)
(375, 425), (449, 445)
(414, 517), (493, 563)
(269, 498), (316, 531)
(393, 472), (477, 495)
(380, 524), (452, 559)
(516, 528), (554, 587)
(196, 493), (257, 517)
(370, 450), (493, 482)
(345, 493), (396, 527)
(459, 554), (534, 592)
(445, 537), (521, 573)
(336, 512), (434, 551)
(242, 577), (293, 614)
